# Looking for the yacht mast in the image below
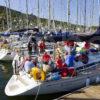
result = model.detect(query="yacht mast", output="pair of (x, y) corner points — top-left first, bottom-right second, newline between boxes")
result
(52, 0), (55, 31)
(77, 0), (79, 25)
(67, 0), (70, 30)
(5, 0), (9, 29)
(79, 3), (81, 27)
(91, 0), (94, 27)
(84, 0), (86, 32)
(98, 0), (100, 26)
(26, 0), (29, 29)
(99, 15), (100, 27)
(37, 0), (40, 27)
(8, 0), (12, 29)
(48, 0), (51, 29)
(60, 0), (63, 27)
(76, 0), (79, 32)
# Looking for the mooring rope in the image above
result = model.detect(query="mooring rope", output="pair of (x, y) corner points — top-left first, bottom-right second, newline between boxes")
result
(34, 82), (41, 100)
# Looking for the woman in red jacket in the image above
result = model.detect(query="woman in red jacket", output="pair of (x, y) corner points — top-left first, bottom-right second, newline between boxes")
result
(55, 55), (63, 69)
(42, 52), (51, 64)
(38, 40), (46, 53)
(55, 55), (68, 77)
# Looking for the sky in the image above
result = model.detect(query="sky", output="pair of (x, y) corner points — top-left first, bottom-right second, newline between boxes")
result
(0, 0), (100, 26)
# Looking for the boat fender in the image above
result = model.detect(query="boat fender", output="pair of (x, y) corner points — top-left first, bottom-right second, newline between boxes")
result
(30, 67), (46, 81)
(96, 76), (100, 83)
(86, 77), (90, 87)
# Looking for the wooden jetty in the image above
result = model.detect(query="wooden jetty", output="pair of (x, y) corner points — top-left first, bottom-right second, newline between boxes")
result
(55, 84), (100, 100)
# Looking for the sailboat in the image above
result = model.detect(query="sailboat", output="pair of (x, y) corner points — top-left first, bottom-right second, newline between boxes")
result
(0, 28), (14, 60)
(5, 0), (100, 96)
(5, 50), (100, 96)
(5, 27), (100, 96)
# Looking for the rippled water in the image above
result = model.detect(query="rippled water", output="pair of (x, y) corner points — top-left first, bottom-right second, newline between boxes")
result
(0, 61), (67, 100)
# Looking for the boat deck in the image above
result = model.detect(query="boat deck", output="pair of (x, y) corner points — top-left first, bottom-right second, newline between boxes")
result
(56, 84), (100, 100)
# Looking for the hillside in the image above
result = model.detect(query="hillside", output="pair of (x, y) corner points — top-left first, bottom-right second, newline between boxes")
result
(0, 6), (98, 32)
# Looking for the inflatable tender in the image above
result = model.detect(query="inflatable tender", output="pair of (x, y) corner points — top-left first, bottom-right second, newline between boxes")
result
(30, 67), (46, 81)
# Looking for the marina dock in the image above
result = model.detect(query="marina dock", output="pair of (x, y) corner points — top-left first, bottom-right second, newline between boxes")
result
(55, 84), (100, 100)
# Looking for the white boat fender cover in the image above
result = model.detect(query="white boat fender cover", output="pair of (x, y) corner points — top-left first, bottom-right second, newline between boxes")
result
(96, 76), (100, 83)
(86, 77), (90, 87)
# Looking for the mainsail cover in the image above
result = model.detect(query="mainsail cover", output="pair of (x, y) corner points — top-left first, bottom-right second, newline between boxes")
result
(45, 28), (100, 44)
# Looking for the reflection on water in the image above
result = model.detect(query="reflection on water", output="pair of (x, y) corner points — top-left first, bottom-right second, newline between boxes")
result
(0, 61), (67, 100)
(0, 61), (12, 100)
(0, 64), (8, 73)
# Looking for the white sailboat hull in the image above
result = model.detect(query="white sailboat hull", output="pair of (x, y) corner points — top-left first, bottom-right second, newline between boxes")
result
(5, 52), (100, 96)
(5, 65), (100, 96)
(0, 49), (14, 60)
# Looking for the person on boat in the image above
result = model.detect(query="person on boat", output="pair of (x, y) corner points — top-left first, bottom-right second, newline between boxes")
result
(65, 54), (75, 68)
(1, 39), (9, 49)
(82, 41), (90, 54)
(65, 42), (76, 67)
(28, 34), (37, 53)
(84, 41), (90, 50)
(55, 42), (62, 57)
(24, 56), (35, 73)
(38, 39), (46, 53)
(3, 39), (8, 44)
(64, 40), (75, 56)
(55, 55), (63, 69)
(42, 51), (51, 64)
(42, 51), (52, 73)
(12, 49), (23, 74)
(27, 41), (32, 55)
(55, 55), (68, 77)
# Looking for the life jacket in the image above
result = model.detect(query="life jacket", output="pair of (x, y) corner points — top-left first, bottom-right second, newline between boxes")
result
(84, 42), (90, 50)
(61, 68), (68, 77)
(42, 53), (51, 63)
(39, 42), (45, 50)
(56, 58), (63, 69)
